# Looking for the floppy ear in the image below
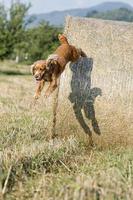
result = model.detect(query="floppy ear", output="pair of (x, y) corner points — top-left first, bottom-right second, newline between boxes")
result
(42, 61), (47, 70)
(53, 60), (58, 65)
(31, 63), (35, 75)
(46, 60), (57, 71)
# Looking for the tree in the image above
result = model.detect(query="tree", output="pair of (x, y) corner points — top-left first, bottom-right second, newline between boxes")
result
(86, 8), (133, 22)
(26, 21), (61, 63)
(0, 2), (61, 63)
(7, 2), (31, 62)
(0, 3), (8, 59)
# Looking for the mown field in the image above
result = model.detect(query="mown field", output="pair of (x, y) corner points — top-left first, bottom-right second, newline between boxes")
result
(0, 61), (133, 200)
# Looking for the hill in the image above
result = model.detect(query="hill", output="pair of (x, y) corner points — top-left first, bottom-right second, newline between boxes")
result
(27, 2), (133, 26)
(86, 8), (133, 22)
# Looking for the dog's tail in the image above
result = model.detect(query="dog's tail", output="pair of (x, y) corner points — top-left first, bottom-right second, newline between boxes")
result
(78, 48), (87, 57)
(58, 34), (69, 44)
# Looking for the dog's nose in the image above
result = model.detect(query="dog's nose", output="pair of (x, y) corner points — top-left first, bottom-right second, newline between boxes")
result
(35, 74), (40, 79)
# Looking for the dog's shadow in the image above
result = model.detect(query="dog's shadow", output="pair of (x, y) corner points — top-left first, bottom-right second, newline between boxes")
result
(69, 57), (102, 141)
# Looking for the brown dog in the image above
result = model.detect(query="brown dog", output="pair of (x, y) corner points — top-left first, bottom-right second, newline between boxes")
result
(31, 59), (61, 99)
(31, 34), (86, 99)
(31, 60), (46, 99)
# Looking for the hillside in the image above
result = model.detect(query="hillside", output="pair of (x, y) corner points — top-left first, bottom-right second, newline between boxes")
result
(27, 2), (133, 26)
(86, 8), (133, 22)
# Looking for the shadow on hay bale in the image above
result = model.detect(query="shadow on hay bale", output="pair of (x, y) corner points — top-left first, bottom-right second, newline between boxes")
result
(69, 57), (101, 138)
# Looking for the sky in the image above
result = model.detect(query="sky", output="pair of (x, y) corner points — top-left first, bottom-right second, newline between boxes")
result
(1, 0), (133, 14)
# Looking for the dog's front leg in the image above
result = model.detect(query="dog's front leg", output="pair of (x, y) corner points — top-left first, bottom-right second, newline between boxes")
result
(34, 79), (45, 99)
(44, 76), (57, 98)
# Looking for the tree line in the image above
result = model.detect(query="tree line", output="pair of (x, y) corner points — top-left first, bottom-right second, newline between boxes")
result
(0, 2), (61, 63)
(86, 8), (133, 22)
(0, 2), (132, 63)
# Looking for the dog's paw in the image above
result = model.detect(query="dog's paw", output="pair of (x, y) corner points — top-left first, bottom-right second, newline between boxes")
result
(44, 94), (49, 98)
(34, 94), (40, 100)
(44, 92), (51, 98)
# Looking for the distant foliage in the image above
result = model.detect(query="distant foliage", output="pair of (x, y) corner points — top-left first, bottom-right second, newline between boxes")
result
(0, 2), (61, 63)
(86, 8), (133, 22)
(26, 22), (61, 63)
(0, 4), (8, 59)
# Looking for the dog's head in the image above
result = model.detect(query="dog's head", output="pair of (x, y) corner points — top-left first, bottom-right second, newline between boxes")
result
(31, 60), (47, 81)
(58, 34), (68, 44)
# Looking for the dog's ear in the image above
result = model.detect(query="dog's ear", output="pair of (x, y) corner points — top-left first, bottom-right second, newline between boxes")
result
(46, 60), (57, 71)
(52, 60), (58, 65)
(42, 61), (47, 69)
(31, 63), (36, 75)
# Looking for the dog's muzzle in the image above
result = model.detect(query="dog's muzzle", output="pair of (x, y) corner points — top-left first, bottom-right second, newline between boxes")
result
(34, 71), (45, 81)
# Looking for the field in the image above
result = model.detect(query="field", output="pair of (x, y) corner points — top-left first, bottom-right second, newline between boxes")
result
(0, 61), (133, 200)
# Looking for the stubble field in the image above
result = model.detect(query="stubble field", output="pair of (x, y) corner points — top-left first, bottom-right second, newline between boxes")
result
(0, 61), (133, 200)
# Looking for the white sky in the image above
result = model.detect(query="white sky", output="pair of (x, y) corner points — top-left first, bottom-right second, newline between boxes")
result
(1, 0), (133, 14)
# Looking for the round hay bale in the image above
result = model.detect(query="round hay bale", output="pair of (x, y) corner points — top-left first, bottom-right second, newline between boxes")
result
(55, 17), (133, 147)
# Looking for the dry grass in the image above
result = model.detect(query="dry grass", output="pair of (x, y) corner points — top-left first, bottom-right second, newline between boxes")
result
(0, 61), (133, 200)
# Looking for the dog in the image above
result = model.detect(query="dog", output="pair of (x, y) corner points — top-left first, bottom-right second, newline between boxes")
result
(31, 34), (86, 99)
(31, 60), (46, 99)
(31, 59), (61, 99)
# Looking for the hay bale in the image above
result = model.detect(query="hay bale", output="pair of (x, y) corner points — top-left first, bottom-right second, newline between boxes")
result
(55, 17), (133, 146)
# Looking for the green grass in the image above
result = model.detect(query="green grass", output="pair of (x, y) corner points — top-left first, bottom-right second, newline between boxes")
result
(0, 61), (133, 199)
